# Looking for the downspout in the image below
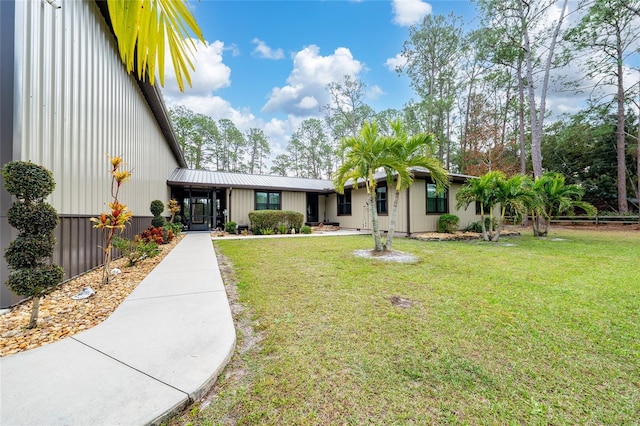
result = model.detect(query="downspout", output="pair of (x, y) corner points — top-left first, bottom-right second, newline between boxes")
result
(228, 187), (232, 223)
(406, 186), (411, 237)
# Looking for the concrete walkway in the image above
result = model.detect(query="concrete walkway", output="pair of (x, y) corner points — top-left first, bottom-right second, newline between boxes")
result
(0, 233), (236, 425)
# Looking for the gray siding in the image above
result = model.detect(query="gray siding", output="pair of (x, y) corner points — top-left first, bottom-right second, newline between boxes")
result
(0, 0), (181, 307)
(14, 0), (177, 215)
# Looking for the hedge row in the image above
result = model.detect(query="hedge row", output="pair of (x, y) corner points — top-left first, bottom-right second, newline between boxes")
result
(248, 210), (304, 233)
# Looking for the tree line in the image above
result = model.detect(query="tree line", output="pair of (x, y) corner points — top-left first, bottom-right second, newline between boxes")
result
(170, 0), (640, 213)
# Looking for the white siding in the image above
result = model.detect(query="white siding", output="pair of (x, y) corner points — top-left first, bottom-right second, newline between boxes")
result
(14, 0), (178, 216)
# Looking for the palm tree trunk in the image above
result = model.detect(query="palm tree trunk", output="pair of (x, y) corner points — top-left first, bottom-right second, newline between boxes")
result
(480, 209), (489, 242)
(385, 188), (401, 251)
(369, 191), (383, 251)
(27, 296), (41, 329)
(491, 206), (506, 242)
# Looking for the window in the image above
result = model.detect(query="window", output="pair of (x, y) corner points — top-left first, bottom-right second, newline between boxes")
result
(426, 182), (447, 214)
(255, 191), (281, 210)
(337, 190), (352, 215)
(376, 185), (388, 214)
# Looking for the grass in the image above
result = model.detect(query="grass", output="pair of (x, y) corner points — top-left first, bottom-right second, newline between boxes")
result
(194, 229), (639, 425)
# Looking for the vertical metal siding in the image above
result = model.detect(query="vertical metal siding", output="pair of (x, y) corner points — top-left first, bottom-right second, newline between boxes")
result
(16, 0), (178, 216)
(231, 189), (254, 226)
(282, 192), (305, 213)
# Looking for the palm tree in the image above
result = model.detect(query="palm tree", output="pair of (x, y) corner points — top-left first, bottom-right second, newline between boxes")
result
(106, 0), (205, 92)
(455, 171), (505, 241)
(333, 122), (388, 252)
(383, 120), (449, 250)
(492, 174), (534, 242)
(531, 172), (597, 236)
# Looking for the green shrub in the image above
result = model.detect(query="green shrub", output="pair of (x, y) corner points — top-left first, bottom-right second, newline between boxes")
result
(8, 202), (58, 234)
(166, 221), (182, 236)
(278, 224), (288, 234)
(113, 235), (160, 267)
(438, 214), (459, 233)
(150, 200), (164, 217)
(1, 161), (55, 202)
(262, 227), (275, 235)
(464, 221), (483, 233)
(300, 225), (312, 234)
(225, 221), (237, 234)
(151, 215), (166, 228)
(248, 210), (304, 234)
(2, 161), (63, 328)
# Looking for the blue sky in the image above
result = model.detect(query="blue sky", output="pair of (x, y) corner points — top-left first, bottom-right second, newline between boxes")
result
(160, 0), (640, 158)
(161, 0), (477, 154)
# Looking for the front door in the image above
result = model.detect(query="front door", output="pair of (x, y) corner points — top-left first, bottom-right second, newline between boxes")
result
(306, 193), (318, 223)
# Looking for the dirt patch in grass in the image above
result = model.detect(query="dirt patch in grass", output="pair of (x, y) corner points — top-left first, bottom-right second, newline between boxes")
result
(353, 249), (419, 263)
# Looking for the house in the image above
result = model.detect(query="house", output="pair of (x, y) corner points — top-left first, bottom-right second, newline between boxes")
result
(0, 0), (185, 308)
(167, 167), (483, 235)
(0, 0), (485, 309)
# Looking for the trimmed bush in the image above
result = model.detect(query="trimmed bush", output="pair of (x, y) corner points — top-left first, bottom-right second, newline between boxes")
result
(438, 214), (459, 233)
(2, 161), (63, 329)
(1, 161), (56, 201)
(300, 225), (312, 234)
(225, 221), (237, 234)
(151, 215), (166, 228)
(150, 200), (164, 216)
(248, 210), (304, 234)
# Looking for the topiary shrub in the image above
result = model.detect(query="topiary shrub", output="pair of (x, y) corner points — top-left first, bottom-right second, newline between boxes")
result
(2, 161), (64, 329)
(225, 221), (237, 234)
(300, 225), (312, 234)
(438, 214), (459, 233)
(150, 199), (166, 228)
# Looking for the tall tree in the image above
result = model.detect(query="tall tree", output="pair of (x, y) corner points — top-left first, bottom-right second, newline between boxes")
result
(400, 13), (464, 168)
(333, 122), (389, 252)
(270, 154), (291, 177)
(289, 119), (333, 179)
(245, 128), (271, 174)
(217, 119), (246, 172)
(325, 75), (376, 141)
(169, 106), (217, 169)
(567, 0), (640, 212)
(106, 0), (204, 92)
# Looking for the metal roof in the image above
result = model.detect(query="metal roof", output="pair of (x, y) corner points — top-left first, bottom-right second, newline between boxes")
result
(168, 167), (477, 193)
(167, 169), (334, 192)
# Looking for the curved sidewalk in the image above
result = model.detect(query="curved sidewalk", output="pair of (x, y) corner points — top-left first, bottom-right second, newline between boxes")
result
(0, 233), (236, 425)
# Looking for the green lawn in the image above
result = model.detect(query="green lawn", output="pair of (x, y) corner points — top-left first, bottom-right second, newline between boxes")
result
(194, 230), (639, 425)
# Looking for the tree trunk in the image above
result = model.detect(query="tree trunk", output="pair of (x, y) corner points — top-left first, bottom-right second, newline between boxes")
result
(385, 187), (401, 251)
(27, 296), (41, 329)
(637, 78), (640, 223)
(616, 37), (629, 213)
(491, 206), (506, 242)
(369, 190), (383, 251)
(518, 60), (527, 175)
(480, 207), (489, 242)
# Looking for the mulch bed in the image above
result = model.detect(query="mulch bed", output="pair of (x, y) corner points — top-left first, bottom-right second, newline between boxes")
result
(0, 235), (183, 357)
(412, 229), (522, 241)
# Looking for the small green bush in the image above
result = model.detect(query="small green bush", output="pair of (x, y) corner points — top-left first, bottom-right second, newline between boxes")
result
(464, 221), (483, 233)
(166, 221), (182, 236)
(150, 200), (165, 217)
(7, 202), (59, 234)
(225, 221), (237, 234)
(300, 225), (312, 234)
(278, 224), (288, 234)
(113, 235), (160, 267)
(438, 214), (459, 233)
(4, 234), (56, 269)
(151, 215), (166, 228)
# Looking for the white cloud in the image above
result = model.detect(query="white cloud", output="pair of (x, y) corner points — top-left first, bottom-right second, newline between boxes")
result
(366, 85), (385, 100)
(251, 38), (285, 60)
(385, 53), (407, 72)
(298, 96), (319, 109)
(262, 45), (363, 116)
(162, 39), (231, 97)
(392, 0), (432, 27)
